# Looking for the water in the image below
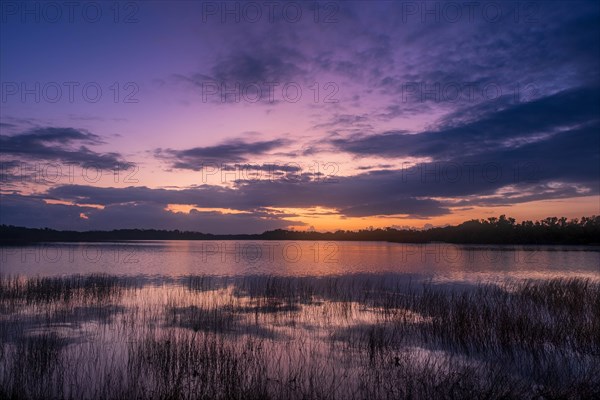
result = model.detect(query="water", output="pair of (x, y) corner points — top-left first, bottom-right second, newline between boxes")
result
(1, 241), (599, 398)
(1, 240), (599, 282)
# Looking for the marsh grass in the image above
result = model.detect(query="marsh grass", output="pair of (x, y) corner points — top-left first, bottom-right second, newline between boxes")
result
(0, 274), (598, 399)
(0, 274), (134, 304)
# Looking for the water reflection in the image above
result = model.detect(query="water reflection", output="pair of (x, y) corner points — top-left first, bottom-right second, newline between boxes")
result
(1, 241), (599, 281)
(1, 274), (599, 399)
(1, 242), (599, 398)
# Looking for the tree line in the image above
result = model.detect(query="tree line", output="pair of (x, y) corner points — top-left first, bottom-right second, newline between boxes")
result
(0, 215), (599, 244)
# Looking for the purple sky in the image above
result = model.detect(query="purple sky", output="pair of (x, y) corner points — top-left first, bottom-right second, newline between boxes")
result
(1, 1), (599, 233)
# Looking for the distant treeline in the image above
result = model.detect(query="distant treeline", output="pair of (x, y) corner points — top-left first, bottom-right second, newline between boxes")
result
(1, 215), (599, 245)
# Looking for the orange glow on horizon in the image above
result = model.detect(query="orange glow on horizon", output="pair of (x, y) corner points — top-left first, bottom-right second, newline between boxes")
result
(44, 199), (105, 209)
(275, 195), (600, 232)
(164, 204), (249, 215)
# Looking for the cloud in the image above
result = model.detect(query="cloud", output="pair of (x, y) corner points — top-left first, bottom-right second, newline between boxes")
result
(0, 193), (305, 234)
(332, 86), (600, 161)
(0, 127), (133, 170)
(42, 177), (453, 220)
(2, 1), (599, 231)
(311, 114), (373, 131)
(339, 198), (449, 218)
(24, 92), (600, 224)
(156, 138), (290, 169)
(208, 47), (305, 84)
(3, 85), (598, 231)
(0, 193), (97, 231)
(174, 43), (307, 105)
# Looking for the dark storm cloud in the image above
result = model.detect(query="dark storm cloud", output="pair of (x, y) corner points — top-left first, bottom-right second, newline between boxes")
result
(0, 193), (97, 231)
(172, 1), (600, 112)
(322, 100), (600, 206)
(376, 2), (600, 93)
(46, 185), (240, 209)
(0, 127), (132, 169)
(54, 129), (600, 217)
(6, 138), (598, 230)
(39, 171), (475, 219)
(220, 163), (302, 174)
(339, 198), (449, 218)
(208, 46), (305, 84)
(332, 86), (600, 161)
(2, 127), (102, 146)
(156, 138), (290, 169)
(0, 160), (29, 187)
(451, 182), (595, 208)
(311, 1), (600, 117)
(2, 1), (599, 232)
(311, 114), (373, 131)
(175, 43), (307, 100)
(35, 92), (600, 223)
(40, 181), (450, 221)
(0, 193), (304, 234)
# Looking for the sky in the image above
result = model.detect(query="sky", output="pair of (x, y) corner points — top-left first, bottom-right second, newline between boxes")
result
(1, 0), (599, 233)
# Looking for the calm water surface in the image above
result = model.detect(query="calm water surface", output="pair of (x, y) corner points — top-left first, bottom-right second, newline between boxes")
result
(1, 241), (599, 398)
(1, 240), (599, 282)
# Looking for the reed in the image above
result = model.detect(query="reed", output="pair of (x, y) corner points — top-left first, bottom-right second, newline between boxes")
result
(0, 274), (598, 399)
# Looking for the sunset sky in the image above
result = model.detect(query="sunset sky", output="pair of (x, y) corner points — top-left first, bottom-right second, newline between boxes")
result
(1, 1), (599, 233)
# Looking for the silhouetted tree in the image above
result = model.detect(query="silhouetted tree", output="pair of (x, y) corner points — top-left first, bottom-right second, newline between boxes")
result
(1, 216), (599, 244)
